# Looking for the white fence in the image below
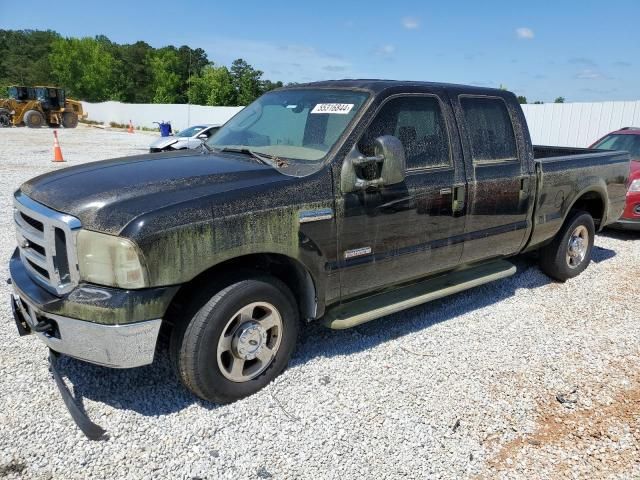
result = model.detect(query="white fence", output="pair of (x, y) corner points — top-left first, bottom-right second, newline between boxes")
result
(82, 100), (640, 147)
(81, 101), (243, 131)
(522, 101), (640, 147)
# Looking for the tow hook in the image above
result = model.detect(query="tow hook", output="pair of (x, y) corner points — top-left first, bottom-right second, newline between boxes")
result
(33, 319), (56, 334)
(48, 350), (107, 441)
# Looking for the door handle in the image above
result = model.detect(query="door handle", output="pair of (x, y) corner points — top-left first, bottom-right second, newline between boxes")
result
(452, 185), (466, 214)
(519, 177), (530, 202)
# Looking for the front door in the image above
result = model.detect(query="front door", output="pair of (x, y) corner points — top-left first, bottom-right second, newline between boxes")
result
(336, 91), (467, 300)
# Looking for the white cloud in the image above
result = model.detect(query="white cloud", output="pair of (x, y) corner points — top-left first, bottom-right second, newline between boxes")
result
(575, 69), (604, 80)
(376, 44), (396, 56)
(201, 38), (353, 82)
(516, 27), (535, 40)
(402, 17), (420, 30)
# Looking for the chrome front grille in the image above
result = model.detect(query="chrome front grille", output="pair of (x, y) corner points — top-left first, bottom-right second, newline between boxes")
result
(13, 191), (81, 295)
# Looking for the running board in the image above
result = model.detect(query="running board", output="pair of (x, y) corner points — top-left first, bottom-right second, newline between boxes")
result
(323, 260), (516, 329)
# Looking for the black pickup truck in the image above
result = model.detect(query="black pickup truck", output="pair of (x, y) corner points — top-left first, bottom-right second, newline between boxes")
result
(10, 80), (629, 406)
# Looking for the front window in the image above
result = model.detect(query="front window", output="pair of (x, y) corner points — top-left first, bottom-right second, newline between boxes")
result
(207, 89), (369, 174)
(593, 134), (640, 159)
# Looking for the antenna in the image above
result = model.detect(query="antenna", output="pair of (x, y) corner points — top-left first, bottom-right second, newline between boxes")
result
(187, 49), (192, 126)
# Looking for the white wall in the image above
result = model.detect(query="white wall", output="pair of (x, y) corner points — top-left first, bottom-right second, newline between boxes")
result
(82, 99), (640, 148)
(522, 101), (640, 147)
(81, 101), (243, 131)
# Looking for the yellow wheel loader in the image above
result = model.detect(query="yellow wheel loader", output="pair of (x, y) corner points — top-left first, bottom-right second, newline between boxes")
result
(0, 86), (85, 128)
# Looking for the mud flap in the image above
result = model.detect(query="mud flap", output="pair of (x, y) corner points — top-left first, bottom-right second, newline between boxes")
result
(48, 350), (107, 441)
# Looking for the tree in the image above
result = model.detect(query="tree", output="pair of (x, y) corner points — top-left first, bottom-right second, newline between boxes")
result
(176, 45), (208, 103)
(49, 36), (120, 101)
(262, 80), (284, 92)
(554, 96), (565, 103)
(1, 30), (284, 105)
(0, 29), (60, 86)
(109, 41), (154, 103)
(188, 64), (236, 106)
(230, 58), (263, 105)
(533, 101), (544, 104)
(517, 95), (527, 104)
(148, 48), (182, 103)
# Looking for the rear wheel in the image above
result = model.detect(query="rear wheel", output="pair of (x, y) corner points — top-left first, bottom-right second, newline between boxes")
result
(0, 108), (11, 127)
(62, 112), (78, 128)
(170, 276), (299, 403)
(24, 110), (44, 128)
(539, 210), (595, 281)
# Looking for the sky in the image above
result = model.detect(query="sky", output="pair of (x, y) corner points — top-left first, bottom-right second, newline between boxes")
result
(1, 0), (638, 102)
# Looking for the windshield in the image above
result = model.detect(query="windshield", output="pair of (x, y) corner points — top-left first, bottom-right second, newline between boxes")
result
(177, 126), (206, 137)
(207, 89), (369, 172)
(593, 133), (640, 159)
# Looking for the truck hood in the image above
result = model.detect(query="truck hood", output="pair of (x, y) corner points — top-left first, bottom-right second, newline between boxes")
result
(19, 151), (288, 234)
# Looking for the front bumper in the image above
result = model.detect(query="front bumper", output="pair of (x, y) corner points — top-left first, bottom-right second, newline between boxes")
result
(9, 248), (178, 368)
(11, 293), (162, 368)
(609, 218), (640, 231)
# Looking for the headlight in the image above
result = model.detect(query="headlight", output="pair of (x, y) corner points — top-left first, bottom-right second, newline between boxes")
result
(76, 230), (148, 288)
(629, 179), (640, 192)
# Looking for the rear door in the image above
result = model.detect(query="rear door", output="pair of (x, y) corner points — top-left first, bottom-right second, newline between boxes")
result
(336, 89), (467, 299)
(449, 93), (533, 263)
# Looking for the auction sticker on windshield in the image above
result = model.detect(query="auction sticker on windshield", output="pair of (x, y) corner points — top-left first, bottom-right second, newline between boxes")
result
(311, 103), (354, 114)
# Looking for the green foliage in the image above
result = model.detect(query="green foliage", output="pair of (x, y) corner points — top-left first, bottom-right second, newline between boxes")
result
(148, 48), (182, 103)
(231, 59), (264, 105)
(517, 95), (527, 104)
(188, 64), (236, 106)
(533, 101), (544, 104)
(0, 29), (61, 86)
(110, 41), (154, 103)
(49, 36), (120, 101)
(554, 96), (565, 103)
(0, 29), (284, 105)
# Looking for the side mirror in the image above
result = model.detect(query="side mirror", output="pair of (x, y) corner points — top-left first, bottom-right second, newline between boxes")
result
(197, 134), (208, 139)
(341, 135), (406, 193)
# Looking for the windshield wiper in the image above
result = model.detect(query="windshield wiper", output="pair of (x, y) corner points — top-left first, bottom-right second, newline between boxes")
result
(200, 142), (212, 153)
(219, 147), (283, 167)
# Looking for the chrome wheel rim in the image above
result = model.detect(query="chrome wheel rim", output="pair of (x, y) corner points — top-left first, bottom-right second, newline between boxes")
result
(566, 225), (589, 269)
(216, 301), (283, 382)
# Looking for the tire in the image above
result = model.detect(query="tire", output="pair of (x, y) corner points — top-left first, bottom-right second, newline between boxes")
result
(170, 276), (299, 403)
(0, 108), (11, 127)
(539, 210), (595, 282)
(62, 112), (78, 128)
(24, 110), (45, 128)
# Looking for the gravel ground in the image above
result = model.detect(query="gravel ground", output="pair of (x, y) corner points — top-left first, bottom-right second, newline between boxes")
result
(0, 126), (638, 479)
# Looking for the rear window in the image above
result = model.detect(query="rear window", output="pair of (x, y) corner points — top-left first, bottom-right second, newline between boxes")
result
(460, 97), (517, 163)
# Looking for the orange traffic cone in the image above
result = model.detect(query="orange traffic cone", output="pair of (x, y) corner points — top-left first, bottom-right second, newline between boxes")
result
(53, 130), (64, 162)
(127, 120), (134, 133)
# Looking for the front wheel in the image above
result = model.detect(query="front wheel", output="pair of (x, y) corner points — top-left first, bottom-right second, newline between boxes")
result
(539, 210), (595, 281)
(0, 108), (11, 127)
(24, 110), (44, 128)
(170, 276), (299, 403)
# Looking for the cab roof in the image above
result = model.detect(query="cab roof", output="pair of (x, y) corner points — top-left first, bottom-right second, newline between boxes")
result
(286, 79), (509, 96)
(609, 127), (640, 135)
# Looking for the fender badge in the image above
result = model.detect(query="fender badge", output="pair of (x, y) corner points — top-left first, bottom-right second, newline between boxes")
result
(299, 208), (334, 223)
(344, 246), (372, 259)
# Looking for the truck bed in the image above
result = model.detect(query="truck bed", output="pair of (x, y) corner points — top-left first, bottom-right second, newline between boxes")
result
(527, 147), (630, 249)
(533, 145), (596, 159)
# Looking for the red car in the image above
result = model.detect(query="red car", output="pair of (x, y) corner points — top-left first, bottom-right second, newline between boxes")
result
(591, 127), (640, 230)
